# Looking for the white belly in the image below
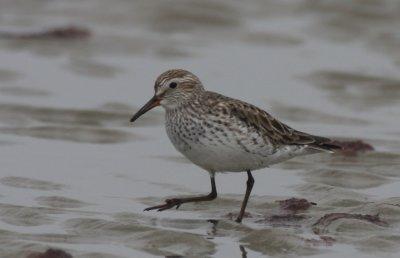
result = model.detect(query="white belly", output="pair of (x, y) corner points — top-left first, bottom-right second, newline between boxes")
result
(181, 141), (308, 172)
(181, 143), (268, 172)
(166, 123), (308, 172)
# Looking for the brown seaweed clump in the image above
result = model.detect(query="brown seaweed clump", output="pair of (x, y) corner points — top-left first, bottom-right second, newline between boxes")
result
(0, 26), (91, 40)
(332, 139), (374, 156)
(278, 198), (316, 213)
(26, 248), (73, 258)
(257, 198), (316, 226)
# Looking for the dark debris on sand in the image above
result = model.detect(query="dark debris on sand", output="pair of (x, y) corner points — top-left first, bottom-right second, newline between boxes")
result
(278, 198), (316, 213)
(26, 248), (72, 258)
(0, 26), (91, 40)
(255, 198), (315, 226)
(304, 235), (336, 247)
(312, 213), (388, 235)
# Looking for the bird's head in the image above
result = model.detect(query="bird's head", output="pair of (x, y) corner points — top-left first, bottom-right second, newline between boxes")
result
(130, 69), (204, 123)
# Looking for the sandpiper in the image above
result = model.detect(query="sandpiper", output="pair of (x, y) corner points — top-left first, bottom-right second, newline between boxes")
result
(130, 69), (340, 222)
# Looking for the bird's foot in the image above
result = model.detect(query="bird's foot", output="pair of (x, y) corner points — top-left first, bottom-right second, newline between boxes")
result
(144, 198), (182, 212)
(235, 217), (242, 223)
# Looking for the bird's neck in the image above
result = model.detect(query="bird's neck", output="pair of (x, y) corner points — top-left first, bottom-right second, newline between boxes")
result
(164, 89), (204, 112)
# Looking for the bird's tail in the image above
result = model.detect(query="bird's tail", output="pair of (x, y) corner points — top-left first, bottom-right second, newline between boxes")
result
(308, 135), (342, 153)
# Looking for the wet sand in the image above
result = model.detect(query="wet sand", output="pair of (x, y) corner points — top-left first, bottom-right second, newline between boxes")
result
(0, 0), (400, 257)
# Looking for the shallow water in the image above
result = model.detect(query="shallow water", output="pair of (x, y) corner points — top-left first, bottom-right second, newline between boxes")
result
(0, 0), (400, 257)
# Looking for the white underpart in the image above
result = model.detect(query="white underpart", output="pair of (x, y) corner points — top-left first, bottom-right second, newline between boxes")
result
(165, 112), (313, 173)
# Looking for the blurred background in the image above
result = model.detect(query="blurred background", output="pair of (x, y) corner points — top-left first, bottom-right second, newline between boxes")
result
(0, 0), (400, 257)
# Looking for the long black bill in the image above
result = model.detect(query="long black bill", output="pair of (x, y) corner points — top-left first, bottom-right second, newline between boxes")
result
(130, 95), (160, 123)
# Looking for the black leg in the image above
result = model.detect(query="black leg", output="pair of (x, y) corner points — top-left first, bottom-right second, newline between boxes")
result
(144, 176), (217, 211)
(236, 170), (254, 223)
(239, 245), (248, 258)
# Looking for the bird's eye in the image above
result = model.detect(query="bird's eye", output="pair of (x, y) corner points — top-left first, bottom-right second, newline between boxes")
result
(169, 82), (177, 89)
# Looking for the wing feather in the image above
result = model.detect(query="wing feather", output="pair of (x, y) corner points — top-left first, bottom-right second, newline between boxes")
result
(204, 92), (340, 152)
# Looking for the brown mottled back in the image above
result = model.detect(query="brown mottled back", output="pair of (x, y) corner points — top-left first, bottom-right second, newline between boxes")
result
(200, 91), (340, 152)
